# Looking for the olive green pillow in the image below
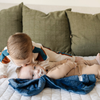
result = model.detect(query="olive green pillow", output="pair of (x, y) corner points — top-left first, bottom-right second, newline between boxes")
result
(23, 5), (71, 53)
(0, 3), (23, 51)
(66, 11), (100, 56)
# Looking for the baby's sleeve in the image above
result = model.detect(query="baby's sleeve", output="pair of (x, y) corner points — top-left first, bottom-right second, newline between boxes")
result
(42, 47), (75, 62)
(38, 55), (50, 69)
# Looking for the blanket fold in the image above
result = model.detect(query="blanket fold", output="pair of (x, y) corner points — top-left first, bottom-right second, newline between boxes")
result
(8, 74), (96, 96)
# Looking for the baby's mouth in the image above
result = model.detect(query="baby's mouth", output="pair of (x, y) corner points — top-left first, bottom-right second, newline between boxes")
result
(39, 69), (46, 77)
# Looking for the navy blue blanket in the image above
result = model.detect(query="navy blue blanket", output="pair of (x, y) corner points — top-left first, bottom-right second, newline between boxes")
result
(8, 74), (96, 96)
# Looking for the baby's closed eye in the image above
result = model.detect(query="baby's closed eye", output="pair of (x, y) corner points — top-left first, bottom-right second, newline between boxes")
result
(34, 66), (36, 69)
(32, 74), (34, 77)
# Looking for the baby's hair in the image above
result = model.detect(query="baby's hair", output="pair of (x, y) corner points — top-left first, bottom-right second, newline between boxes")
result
(7, 32), (32, 59)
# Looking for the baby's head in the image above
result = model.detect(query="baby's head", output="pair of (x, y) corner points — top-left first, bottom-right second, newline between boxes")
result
(7, 32), (33, 67)
(16, 64), (46, 79)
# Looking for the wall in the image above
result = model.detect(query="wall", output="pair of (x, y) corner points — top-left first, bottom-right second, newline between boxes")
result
(0, 0), (100, 7)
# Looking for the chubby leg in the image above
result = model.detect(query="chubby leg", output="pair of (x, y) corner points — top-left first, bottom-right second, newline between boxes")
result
(46, 60), (77, 79)
(81, 64), (100, 79)
(81, 59), (98, 66)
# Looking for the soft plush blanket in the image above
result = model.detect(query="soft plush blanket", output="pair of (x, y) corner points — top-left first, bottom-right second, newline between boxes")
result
(8, 74), (96, 96)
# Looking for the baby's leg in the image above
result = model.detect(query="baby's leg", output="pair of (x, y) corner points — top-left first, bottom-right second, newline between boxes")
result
(47, 60), (77, 79)
(82, 59), (98, 66)
(81, 64), (100, 79)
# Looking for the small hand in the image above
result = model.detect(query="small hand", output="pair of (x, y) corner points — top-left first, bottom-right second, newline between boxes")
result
(60, 58), (68, 63)
(0, 75), (7, 79)
(75, 57), (83, 62)
(64, 60), (77, 68)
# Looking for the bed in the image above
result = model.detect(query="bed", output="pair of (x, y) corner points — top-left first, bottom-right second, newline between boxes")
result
(0, 2), (100, 100)
(0, 56), (100, 100)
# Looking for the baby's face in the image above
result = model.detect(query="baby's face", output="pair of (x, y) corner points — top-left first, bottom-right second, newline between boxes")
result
(19, 64), (46, 79)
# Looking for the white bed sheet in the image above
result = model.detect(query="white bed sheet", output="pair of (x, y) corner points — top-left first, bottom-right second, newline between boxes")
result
(0, 56), (100, 100)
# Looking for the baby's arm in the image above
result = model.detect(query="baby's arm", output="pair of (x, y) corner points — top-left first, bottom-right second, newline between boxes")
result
(42, 47), (76, 62)
(49, 58), (70, 69)
(0, 75), (7, 79)
(47, 60), (77, 79)
(75, 56), (84, 62)
(51, 56), (83, 68)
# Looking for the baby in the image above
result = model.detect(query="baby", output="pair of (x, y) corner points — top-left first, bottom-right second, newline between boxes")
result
(17, 63), (47, 79)
(16, 59), (76, 79)
(16, 54), (100, 80)
(0, 32), (81, 79)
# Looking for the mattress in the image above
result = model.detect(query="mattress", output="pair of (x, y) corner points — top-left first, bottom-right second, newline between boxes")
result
(0, 56), (100, 100)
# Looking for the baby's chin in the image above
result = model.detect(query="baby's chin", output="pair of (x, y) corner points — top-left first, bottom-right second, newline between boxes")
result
(33, 76), (40, 79)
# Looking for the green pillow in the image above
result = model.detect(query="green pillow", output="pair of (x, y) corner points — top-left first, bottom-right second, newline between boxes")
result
(66, 11), (100, 56)
(23, 5), (71, 53)
(0, 3), (23, 51)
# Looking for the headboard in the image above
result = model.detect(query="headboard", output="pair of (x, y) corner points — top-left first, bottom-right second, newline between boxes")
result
(0, 2), (100, 14)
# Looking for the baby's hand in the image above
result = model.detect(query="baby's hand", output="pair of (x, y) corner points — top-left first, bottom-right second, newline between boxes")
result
(64, 60), (77, 68)
(0, 75), (7, 79)
(60, 58), (69, 64)
(96, 53), (100, 64)
(75, 57), (83, 62)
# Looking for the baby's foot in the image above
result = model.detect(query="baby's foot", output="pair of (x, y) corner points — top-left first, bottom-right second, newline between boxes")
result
(96, 53), (100, 64)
